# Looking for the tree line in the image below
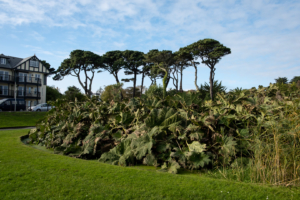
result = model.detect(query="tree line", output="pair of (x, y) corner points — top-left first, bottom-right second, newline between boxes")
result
(53, 38), (231, 101)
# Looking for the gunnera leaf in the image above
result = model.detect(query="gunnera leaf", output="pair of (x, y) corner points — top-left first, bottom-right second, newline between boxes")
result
(186, 152), (210, 169)
(187, 141), (206, 153)
(143, 153), (157, 166)
(157, 160), (180, 174)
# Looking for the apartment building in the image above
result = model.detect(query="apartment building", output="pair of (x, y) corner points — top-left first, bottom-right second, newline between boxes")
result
(0, 54), (50, 108)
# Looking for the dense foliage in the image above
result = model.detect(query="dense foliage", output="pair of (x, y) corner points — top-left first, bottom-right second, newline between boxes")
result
(29, 83), (300, 185)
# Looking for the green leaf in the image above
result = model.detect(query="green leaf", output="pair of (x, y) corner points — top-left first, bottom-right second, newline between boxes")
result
(186, 152), (210, 169)
(187, 141), (206, 153)
(143, 154), (157, 166)
(168, 160), (181, 174)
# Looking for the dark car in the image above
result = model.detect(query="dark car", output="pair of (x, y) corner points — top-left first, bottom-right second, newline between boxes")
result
(0, 98), (26, 111)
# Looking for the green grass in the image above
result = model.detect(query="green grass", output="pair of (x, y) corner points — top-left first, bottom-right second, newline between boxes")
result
(1, 130), (300, 200)
(0, 112), (47, 128)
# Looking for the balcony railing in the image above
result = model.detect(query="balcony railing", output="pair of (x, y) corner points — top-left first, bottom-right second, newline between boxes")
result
(17, 76), (41, 84)
(0, 89), (14, 97)
(0, 75), (14, 82)
(0, 89), (40, 98)
(24, 91), (41, 98)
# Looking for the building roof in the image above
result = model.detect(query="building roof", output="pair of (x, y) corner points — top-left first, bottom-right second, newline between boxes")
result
(14, 56), (35, 68)
(0, 54), (24, 69)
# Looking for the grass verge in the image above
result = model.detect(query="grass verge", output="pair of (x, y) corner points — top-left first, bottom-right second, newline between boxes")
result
(0, 129), (299, 200)
(0, 112), (47, 128)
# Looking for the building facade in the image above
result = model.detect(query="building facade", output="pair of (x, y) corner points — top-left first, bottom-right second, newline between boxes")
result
(0, 54), (50, 108)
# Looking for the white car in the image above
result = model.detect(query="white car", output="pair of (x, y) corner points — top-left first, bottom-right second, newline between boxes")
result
(29, 103), (55, 111)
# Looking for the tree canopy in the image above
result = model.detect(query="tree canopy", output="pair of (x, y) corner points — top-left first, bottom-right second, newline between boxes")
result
(53, 50), (103, 97)
(187, 39), (231, 100)
(52, 38), (234, 101)
(64, 86), (86, 102)
(122, 50), (145, 98)
(144, 49), (175, 98)
(46, 86), (62, 102)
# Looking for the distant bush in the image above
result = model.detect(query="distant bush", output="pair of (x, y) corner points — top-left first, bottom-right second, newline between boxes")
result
(144, 84), (164, 98)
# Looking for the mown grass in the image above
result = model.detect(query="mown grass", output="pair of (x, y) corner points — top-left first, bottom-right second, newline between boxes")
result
(0, 129), (299, 200)
(0, 112), (47, 128)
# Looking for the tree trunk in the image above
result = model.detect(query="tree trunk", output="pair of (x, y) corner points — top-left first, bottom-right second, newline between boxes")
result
(141, 72), (145, 98)
(114, 74), (123, 100)
(193, 62), (200, 91)
(210, 69), (214, 101)
(176, 69), (178, 91)
(162, 70), (168, 99)
(180, 65), (183, 92)
(166, 74), (170, 88)
(133, 71), (137, 98)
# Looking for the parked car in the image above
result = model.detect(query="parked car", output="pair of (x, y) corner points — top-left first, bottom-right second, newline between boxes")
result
(0, 98), (26, 111)
(29, 103), (55, 111)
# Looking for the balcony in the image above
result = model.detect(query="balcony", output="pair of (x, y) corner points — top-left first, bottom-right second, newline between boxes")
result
(0, 89), (14, 98)
(0, 75), (14, 83)
(0, 89), (41, 99)
(17, 76), (41, 85)
(22, 91), (41, 99)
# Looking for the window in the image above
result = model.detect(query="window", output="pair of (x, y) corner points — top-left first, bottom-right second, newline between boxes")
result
(34, 87), (40, 94)
(30, 60), (39, 67)
(0, 71), (9, 81)
(5, 100), (11, 106)
(0, 58), (6, 65)
(19, 72), (27, 82)
(35, 74), (41, 81)
(18, 86), (24, 96)
(33, 101), (37, 106)
(0, 86), (8, 95)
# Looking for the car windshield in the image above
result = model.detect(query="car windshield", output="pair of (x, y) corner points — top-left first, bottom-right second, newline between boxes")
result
(0, 99), (8, 104)
(35, 104), (43, 107)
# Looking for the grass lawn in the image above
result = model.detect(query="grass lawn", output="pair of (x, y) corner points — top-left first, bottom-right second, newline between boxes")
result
(0, 129), (299, 200)
(0, 112), (47, 128)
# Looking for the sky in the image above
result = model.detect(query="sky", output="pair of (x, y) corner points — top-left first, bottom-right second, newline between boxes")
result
(1, 0), (300, 94)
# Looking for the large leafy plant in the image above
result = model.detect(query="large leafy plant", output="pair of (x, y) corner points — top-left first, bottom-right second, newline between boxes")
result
(29, 83), (300, 179)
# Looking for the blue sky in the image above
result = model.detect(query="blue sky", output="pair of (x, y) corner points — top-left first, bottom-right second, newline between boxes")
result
(1, 0), (300, 93)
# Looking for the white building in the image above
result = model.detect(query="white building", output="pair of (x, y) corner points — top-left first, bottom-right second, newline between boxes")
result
(0, 54), (50, 108)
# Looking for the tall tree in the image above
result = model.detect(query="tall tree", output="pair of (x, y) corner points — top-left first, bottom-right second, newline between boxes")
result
(144, 50), (175, 98)
(53, 50), (103, 97)
(101, 51), (125, 99)
(171, 65), (179, 91)
(174, 50), (193, 92)
(187, 39), (231, 101)
(121, 50), (145, 98)
(177, 47), (200, 91)
(275, 77), (288, 84)
(140, 63), (153, 97)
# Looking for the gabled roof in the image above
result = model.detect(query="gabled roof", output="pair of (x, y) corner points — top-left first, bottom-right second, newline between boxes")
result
(0, 54), (50, 74)
(14, 56), (35, 68)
